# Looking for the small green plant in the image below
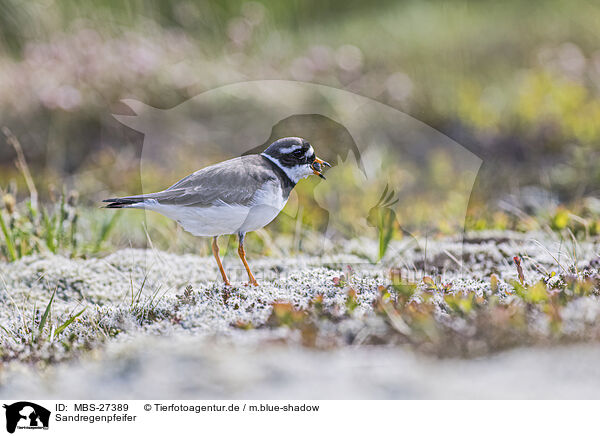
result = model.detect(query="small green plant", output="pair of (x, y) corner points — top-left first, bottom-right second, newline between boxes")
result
(36, 289), (86, 343)
(0, 189), (84, 260)
(0, 288), (86, 346)
(0, 205), (17, 261)
(128, 273), (168, 324)
(0, 129), (120, 261)
(94, 211), (121, 253)
(367, 185), (398, 262)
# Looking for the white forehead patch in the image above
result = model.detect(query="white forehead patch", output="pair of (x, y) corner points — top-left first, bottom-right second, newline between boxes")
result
(304, 145), (314, 159)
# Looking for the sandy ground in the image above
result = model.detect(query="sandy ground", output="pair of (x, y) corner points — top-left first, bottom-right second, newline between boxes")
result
(1, 231), (600, 398)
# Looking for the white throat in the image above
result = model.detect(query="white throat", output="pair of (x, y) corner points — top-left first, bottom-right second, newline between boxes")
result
(261, 153), (313, 184)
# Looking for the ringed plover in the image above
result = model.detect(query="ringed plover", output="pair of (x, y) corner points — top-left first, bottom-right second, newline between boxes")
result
(103, 137), (330, 286)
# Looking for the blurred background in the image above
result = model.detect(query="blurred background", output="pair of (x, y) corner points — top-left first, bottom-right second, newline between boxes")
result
(2, 0), (600, 258)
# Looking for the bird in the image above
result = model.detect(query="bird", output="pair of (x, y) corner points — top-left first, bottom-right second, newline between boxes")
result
(103, 137), (330, 286)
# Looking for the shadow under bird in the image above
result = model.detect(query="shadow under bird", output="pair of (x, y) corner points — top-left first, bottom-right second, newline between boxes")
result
(103, 137), (330, 286)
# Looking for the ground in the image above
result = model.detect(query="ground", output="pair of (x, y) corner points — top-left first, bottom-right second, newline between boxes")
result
(1, 230), (600, 398)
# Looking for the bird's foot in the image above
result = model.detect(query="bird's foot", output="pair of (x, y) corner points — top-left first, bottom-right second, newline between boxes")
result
(244, 280), (259, 287)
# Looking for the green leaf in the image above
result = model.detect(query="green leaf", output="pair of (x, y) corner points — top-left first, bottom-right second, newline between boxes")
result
(377, 208), (395, 261)
(392, 281), (417, 299)
(512, 280), (548, 303)
(490, 274), (499, 292)
(445, 295), (473, 314)
(423, 276), (436, 287)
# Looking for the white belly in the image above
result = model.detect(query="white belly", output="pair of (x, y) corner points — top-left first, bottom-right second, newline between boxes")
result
(143, 180), (288, 236)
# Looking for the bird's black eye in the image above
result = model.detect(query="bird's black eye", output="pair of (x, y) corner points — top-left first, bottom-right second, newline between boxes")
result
(293, 149), (305, 157)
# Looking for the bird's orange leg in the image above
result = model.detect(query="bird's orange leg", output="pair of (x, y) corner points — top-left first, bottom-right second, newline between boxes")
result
(212, 236), (231, 286)
(238, 233), (258, 286)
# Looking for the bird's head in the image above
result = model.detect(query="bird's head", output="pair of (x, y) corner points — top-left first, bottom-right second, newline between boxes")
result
(261, 137), (331, 183)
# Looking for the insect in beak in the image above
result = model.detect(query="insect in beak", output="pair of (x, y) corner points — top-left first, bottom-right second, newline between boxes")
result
(311, 156), (331, 179)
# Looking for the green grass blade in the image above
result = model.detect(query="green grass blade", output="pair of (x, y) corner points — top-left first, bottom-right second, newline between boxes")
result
(38, 288), (56, 337)
(42, 208), (57, 254)
(94, 211), (120, 252)
(0, 324), (13, 339)
(70, 212), (79, 254)
(377, 209), (396, 261)
(26, 199), (38, 222)
(30, 302), (36, 343)
(57, 193), (66, 249)
(54, 308), (86, 337)
(0, 211), (17, 261)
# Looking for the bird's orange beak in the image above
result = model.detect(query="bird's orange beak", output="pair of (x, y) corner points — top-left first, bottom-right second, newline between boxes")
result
(311, 156), (331, 180)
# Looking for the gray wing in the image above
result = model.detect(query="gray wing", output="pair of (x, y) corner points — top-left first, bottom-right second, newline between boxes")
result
(105, 155), (277, 208)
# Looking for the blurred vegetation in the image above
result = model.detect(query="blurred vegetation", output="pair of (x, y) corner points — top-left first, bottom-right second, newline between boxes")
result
(259, 261), (600, 357)
(3, 0), (600, 257)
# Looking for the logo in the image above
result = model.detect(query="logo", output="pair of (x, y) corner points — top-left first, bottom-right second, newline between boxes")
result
(116, 80), (481, 265)
(3, 402), (50, 433)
